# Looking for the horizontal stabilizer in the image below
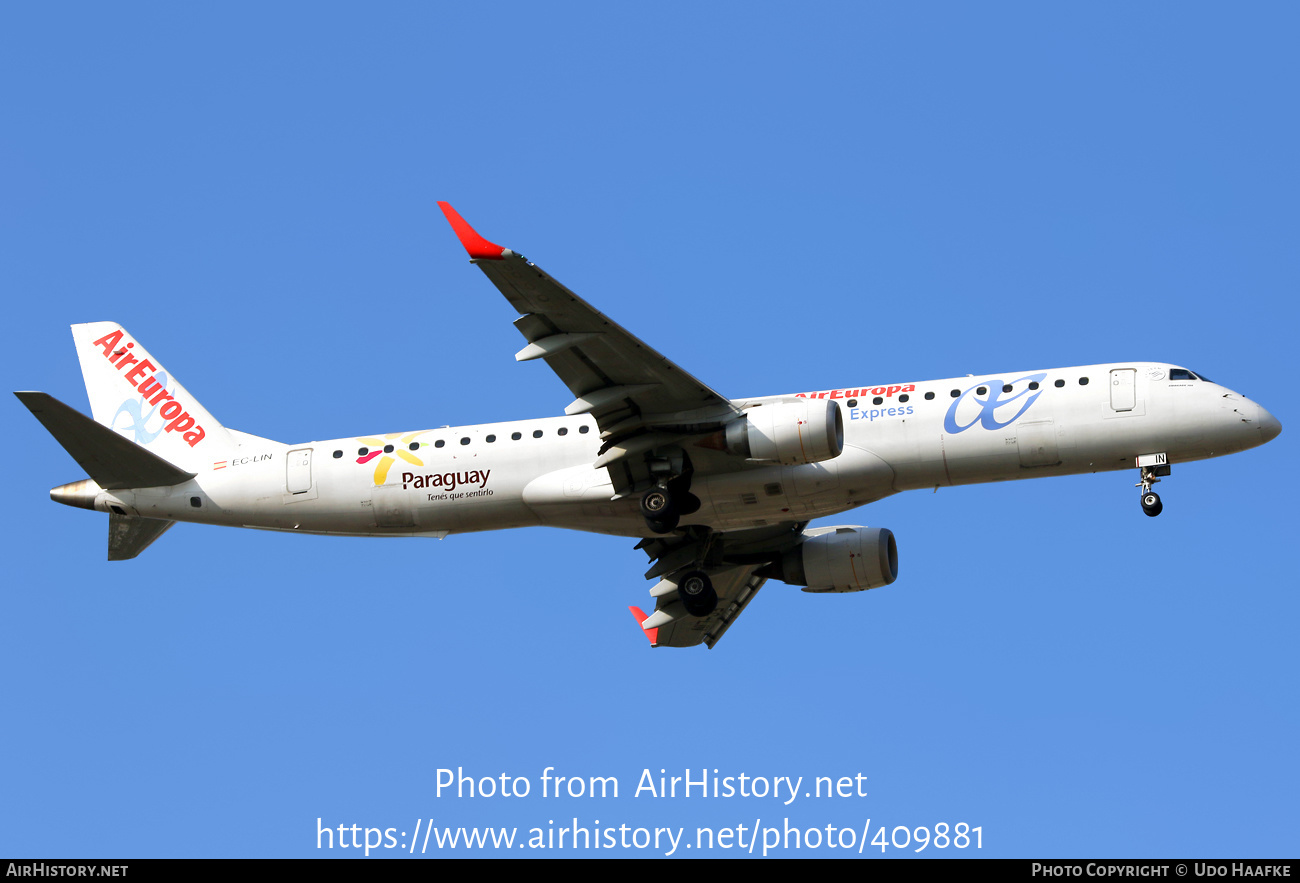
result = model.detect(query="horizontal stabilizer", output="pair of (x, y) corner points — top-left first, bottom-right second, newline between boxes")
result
(15, 392), (196, 489)
(108, 514), (175, 561)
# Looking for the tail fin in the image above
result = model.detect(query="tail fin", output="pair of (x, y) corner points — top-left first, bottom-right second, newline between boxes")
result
(71, 322), (236, 473)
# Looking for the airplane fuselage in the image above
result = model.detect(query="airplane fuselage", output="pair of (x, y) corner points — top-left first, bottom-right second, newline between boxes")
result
(75, 361), (1278, 539)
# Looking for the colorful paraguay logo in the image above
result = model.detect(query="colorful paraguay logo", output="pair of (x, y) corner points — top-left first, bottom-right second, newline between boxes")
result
(356, 432), (425, 485)
(943, 373), (1048, 434)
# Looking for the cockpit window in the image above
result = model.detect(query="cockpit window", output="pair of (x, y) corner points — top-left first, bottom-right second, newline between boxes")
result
(1170, 368), (1198, 381)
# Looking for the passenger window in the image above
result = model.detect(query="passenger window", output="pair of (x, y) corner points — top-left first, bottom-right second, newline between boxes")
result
(533, 430), (543, 438)
(460, 437), (470, 445)
(1002, 384), (1012, 393)
(846, 399), (857, 407)
(899, 394), (909, 403)
(333, 450), (342, 459)
(1054, 379), (1065, 388)
(924, 391), (935, 401)
(1079, 377), (1089, 385)
(435, 440), (446, 448)
(486, 435), (496, 443)
(872, 396), (883, 405)
(408, 442), (419, 451)
(511, 432), (522, 440)
(1029, 381), (1039, 390)
(383, 444), (394, 453)
(950, 389), (960, 398)
(977, 386), (987, 395)
(579, 425), (590, 434)
(558, 427), (568, 436)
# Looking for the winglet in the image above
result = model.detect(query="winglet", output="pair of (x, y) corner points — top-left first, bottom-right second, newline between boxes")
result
(437, 202), (508, 260)
(628, 606), (659, 646)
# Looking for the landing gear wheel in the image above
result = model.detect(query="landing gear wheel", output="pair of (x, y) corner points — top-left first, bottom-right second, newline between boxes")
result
(640, 488), (673, 519)
(674, 491), (701, 516)
(642, 487), (681, 533)
(677, 570), (717, 617)
(665, 475), (701, 516)
(646, 512), (680, 534)
(1136, 463), (1168, 519)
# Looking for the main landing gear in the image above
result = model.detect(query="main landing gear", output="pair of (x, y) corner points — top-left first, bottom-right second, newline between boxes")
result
(640, 476), (701, 535)
(677, 569), (717, 617)
(640, 487), (678, 533)
(1136, 462), (1170, 517)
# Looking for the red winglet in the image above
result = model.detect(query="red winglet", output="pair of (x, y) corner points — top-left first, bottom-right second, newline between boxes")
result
(437, 202), (507, 260)
(628, 606), (658, 646)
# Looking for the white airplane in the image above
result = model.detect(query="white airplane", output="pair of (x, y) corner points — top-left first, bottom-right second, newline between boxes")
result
(17, 204), (1282, 649)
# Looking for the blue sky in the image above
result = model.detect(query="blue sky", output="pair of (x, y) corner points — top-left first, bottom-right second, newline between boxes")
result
(2, 3), (1296, 858)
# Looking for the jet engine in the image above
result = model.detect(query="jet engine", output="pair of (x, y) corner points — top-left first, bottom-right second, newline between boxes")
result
(724, 400), (843, 465)
(761, 525), (898, 593)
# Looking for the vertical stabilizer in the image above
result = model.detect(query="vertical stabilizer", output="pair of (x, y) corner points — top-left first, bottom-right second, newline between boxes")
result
(71, 322), (236, 473)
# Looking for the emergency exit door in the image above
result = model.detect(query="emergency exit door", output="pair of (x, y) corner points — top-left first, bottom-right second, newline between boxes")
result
(286, 448), (313, 494)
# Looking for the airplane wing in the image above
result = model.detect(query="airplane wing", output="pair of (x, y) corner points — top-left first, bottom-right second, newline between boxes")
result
(631, 564), (767, 649)
(626, 522), (807, 649)
(439, 206), (817, 649)
(438, 203), (741, 497)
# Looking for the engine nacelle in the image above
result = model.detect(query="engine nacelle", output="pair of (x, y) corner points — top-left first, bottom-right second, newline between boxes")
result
(764, 526), (898, 593)
(725, 400), (843, 465)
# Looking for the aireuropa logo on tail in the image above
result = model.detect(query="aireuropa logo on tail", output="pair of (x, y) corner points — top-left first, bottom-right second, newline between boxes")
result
(92, 329), (207, 447)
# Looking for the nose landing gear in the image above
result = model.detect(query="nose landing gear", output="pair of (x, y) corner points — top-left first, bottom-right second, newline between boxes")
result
(1135, 455), (1171, 517)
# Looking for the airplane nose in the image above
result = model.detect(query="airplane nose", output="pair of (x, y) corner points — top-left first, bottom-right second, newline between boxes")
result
(1257, 405), (1282, 444)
